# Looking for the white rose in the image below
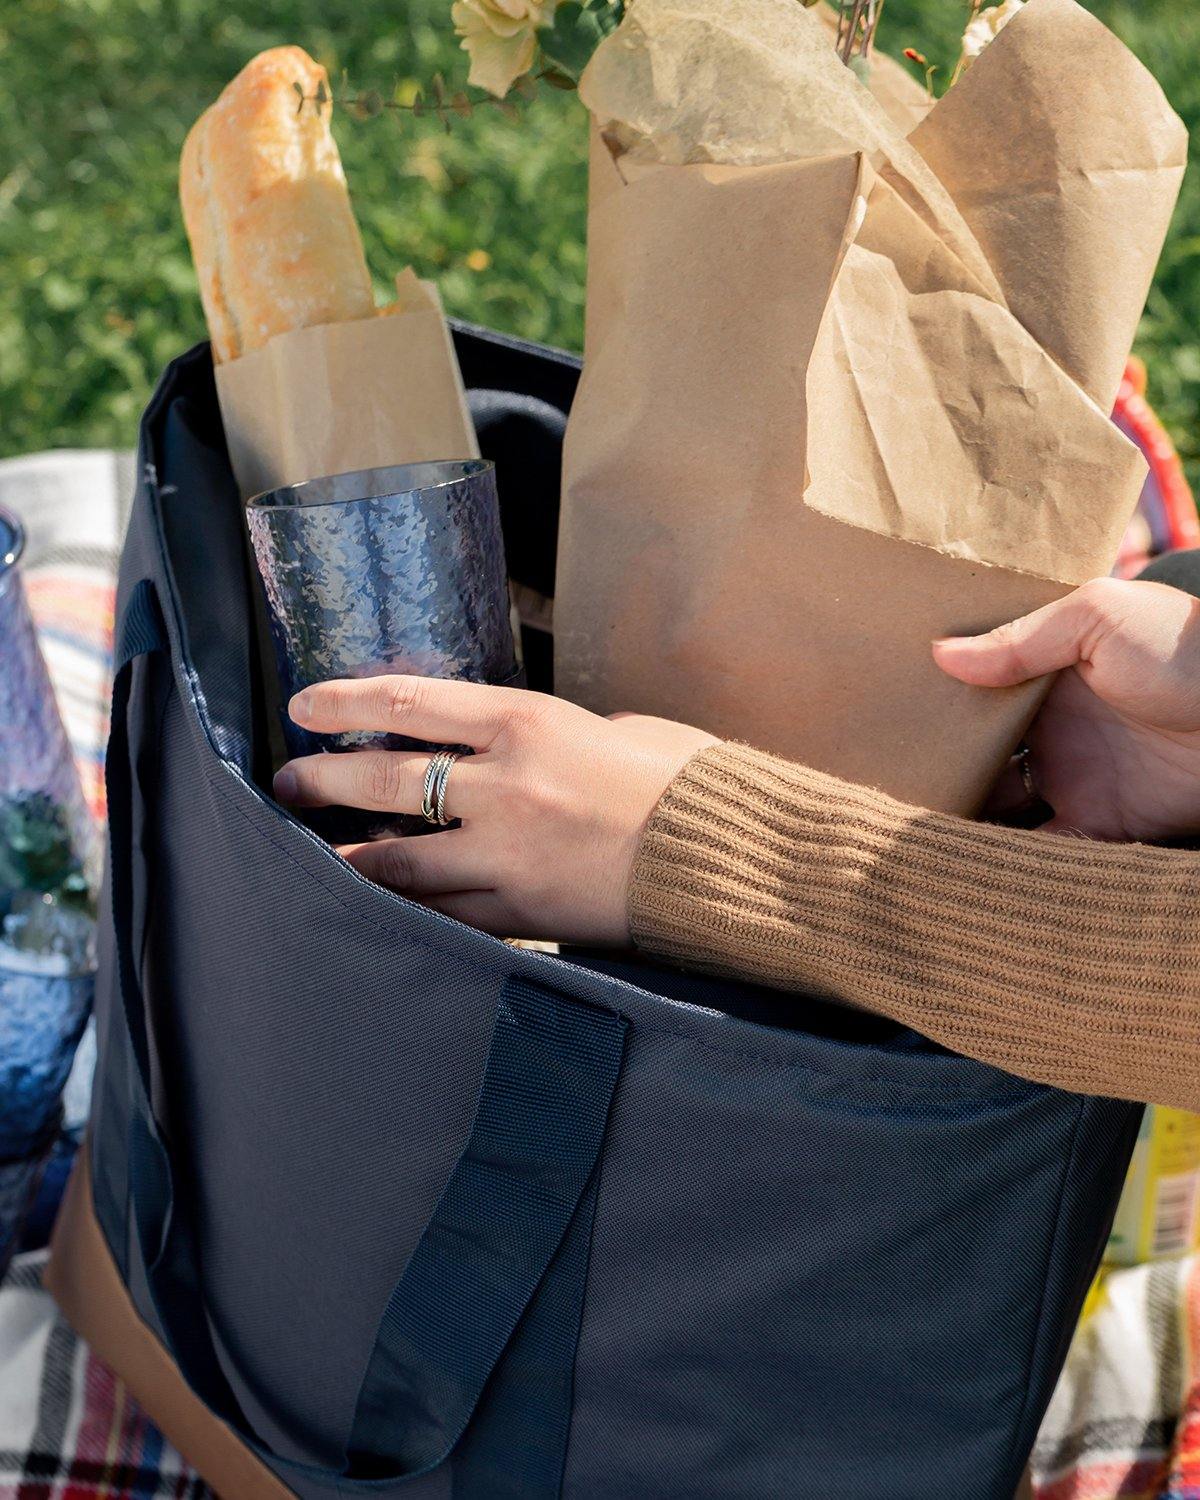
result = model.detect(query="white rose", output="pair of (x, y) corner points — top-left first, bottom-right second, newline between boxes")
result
(452, 0), (559, 97)
(962, 0), (1026, 63)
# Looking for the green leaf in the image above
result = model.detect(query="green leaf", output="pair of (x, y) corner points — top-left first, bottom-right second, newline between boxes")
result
(539, 1), (613, 82)
(0, 793), (80, 897)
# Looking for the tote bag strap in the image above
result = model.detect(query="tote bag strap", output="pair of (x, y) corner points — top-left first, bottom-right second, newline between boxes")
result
(103, 579), (628, 1492)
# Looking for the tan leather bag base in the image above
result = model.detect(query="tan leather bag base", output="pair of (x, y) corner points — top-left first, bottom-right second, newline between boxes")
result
(44, 1145), (292, 1500)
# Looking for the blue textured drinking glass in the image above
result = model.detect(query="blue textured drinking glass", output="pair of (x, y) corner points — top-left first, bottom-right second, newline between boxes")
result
(246, 461), (519, 837)
(0, 507), (97, 1272)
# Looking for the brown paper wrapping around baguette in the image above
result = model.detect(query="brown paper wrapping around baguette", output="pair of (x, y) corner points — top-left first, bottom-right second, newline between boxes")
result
(557, 0), (1186, 813)
(215, 270), (479, 501)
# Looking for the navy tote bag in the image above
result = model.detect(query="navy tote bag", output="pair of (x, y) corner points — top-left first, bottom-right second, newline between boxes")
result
(76, 328), (1139, 1500)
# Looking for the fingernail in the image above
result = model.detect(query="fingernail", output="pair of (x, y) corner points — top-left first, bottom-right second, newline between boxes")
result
(290, 692), (311, 725)
(274, 767), (298, 802)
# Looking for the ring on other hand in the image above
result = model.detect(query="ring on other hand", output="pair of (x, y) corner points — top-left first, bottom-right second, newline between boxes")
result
(421, 749), (461, 827)
(1015, 741), (1038, 802)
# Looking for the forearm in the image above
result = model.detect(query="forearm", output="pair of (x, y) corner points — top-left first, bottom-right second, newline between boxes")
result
(629, 742), (1200, 1110)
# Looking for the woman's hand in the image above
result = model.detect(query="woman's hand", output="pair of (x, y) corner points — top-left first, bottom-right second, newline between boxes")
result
(934, 577), (1200, 841)
(273, 677), (717, 941)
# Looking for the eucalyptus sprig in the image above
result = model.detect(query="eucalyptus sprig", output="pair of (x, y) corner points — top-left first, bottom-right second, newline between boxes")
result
(293, 71), (551, 130)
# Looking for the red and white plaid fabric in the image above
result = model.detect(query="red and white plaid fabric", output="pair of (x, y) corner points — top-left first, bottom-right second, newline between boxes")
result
(1032, 1255), (1200, 1500)
(0, 1252), (210, 1500)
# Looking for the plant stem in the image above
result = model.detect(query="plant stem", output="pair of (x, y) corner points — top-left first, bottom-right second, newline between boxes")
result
(868, 0), (886, 57)
(949, 0), (984, 86)
(838, 0), (885, 65)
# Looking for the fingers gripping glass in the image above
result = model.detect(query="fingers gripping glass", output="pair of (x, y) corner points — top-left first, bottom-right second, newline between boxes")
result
(246, 461), (520, 838)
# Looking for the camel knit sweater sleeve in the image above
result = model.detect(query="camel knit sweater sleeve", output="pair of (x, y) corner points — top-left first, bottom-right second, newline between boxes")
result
(628, 742), (1200, 1110)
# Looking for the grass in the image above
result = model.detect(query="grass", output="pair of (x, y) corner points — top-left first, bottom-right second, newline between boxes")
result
(0, 0), (1197, 489)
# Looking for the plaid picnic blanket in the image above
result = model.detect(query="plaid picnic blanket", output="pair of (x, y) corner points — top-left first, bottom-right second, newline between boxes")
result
(0, 423), (1196, 1498)
(1112, 360), (1200, 580)
(0, 1252), (210, 1500)
(1032, 1257), (1200, 1500)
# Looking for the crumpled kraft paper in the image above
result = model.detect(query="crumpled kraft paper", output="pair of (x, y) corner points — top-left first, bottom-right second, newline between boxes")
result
(215, 270), (478, 502)
(909, 0), (1188, 415)
(556, 0), (1186, 812)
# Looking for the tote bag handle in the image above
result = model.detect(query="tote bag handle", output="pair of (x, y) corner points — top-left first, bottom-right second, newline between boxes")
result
(103, 579), (628, 1492)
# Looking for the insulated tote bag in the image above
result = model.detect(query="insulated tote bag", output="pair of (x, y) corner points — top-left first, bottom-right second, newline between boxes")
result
(47, 329), (1141, 1500)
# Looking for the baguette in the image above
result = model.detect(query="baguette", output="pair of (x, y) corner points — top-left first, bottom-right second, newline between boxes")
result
(180, 46), (374, 363)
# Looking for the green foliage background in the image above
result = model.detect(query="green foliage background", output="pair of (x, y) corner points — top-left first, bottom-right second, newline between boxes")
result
(0, 0), (1197, 488)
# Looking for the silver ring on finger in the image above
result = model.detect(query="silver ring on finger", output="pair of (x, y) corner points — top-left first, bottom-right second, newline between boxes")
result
(421, 749), (462, 827)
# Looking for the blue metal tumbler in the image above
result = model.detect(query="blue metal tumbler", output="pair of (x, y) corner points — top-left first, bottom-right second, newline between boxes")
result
(246, 460), (519, 838)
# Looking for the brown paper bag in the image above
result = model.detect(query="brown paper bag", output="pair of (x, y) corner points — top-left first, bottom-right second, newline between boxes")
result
(215, 271), (478, 502)
(556, 0), (1186, 813)
(909, 0), (1188, 415)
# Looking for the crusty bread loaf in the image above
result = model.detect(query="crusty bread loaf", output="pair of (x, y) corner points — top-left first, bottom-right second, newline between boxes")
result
(180, 46), (375, 363)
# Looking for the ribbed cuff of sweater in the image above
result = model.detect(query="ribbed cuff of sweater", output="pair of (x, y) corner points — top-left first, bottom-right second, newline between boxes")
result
(629, 741), (1200, 1110)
